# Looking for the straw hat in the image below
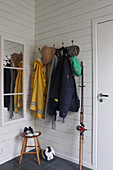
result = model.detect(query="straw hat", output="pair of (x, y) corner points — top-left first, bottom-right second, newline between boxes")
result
(40, 46), (55, 64)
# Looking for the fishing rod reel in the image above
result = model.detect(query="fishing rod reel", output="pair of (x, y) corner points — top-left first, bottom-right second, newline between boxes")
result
(76, 122), (87, 135)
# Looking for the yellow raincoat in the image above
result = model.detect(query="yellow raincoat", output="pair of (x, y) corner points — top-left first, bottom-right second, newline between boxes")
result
(14, 62), (23, 113)
(30, 60), (47, 119)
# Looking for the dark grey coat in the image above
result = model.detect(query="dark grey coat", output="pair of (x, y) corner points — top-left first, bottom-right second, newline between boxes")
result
(47, 54), (80, 119)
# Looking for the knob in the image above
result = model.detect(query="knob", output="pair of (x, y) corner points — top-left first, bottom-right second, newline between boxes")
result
(99, 98), (103, 102)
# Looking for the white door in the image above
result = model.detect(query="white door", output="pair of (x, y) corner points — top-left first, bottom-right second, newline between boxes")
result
(97, 20), (113, 170)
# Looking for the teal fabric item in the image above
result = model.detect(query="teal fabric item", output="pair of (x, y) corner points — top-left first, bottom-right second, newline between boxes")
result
(70, 56), (82, 76)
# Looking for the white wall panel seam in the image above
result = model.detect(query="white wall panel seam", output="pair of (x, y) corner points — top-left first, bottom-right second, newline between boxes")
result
(35, 27), (90, 41)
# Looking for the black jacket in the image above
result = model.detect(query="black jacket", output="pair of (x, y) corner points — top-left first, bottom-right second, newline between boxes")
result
(4, 63), (17, 118)
(48, 54), (80, 119)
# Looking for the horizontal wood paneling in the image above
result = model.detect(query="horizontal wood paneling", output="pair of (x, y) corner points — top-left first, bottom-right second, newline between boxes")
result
(0, 0), (34, 19)
(35, 0), (98, 20)
(0, 0), (35, 164)
(35, 29), (91, 48)
(10, 0), (34, 12)
(35, 0), (113, 24)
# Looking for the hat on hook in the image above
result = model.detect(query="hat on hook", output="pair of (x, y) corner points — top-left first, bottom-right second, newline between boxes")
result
(74, 45), (80, 56)
(11, 52), (23, 67)
(70, 56), (82, 76)
(40, 46), (56, 64)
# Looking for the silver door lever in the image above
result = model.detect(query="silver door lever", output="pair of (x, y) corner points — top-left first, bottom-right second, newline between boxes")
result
(99, 93), (109, 97)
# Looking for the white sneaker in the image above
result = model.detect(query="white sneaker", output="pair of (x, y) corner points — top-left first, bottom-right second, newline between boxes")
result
(23, 127), (33, 137)
(29, 126), (39, 136)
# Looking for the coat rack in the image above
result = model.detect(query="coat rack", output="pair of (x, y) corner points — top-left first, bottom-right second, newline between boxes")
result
(38, 40), (80, 57)
(55, 40), (80, 57)
(38, 41), (87, 170)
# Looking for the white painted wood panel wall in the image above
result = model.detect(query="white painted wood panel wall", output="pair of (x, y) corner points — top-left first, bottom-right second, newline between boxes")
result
(35, 0), (113, 169)
(0, 0), (35, 164)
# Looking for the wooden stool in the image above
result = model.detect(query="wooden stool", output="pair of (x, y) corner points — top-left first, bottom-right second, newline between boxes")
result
(19, 132), (41, 165)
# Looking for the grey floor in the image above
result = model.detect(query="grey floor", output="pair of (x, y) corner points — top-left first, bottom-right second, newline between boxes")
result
(0, 150), (92, 170)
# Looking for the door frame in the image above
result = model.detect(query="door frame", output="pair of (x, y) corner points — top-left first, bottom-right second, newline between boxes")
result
(92, 14), (113, 170)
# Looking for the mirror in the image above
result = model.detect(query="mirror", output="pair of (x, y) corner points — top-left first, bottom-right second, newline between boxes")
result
(4, 95), (23, 121)
(4, 40), (23, 68)
(2, 39), (24, 123)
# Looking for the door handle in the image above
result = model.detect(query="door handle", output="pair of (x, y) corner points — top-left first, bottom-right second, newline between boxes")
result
(99, 93), (109, 97)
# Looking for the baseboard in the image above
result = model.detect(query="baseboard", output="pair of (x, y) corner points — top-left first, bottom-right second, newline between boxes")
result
(55, 152), (94, 170)
(0, 148), (33, 165)
(0, 153), (20, 165)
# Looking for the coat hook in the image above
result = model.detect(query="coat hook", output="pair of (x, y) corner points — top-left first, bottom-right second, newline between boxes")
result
(71, 40), (74, 46)
(71, 40), (77, 56)
(62, 42), (64, 47)
(38, 48), (40, 52)
(53, 44), (55, 47)
(6, 55), (8, 59)
(71, 40), (80, 56)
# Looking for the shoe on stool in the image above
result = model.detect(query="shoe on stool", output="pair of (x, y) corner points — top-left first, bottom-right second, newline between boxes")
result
(23, 127), (33, 137)
(29, 126), (39, 136)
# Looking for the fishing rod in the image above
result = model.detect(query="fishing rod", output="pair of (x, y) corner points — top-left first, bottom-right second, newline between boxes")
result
(77, 61), (87, 170)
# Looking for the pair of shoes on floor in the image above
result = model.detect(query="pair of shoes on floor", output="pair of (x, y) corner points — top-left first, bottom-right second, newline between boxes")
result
(23, 126), (39, 137)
